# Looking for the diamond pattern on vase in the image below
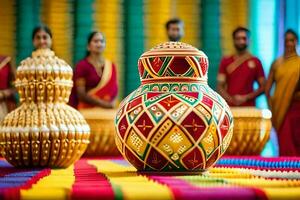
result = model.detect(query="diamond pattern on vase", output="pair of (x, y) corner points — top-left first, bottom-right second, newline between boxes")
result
(178, 91), (199, 99)
(126, 129), (147, 157)
(145, 147), (169, 170)
(175, 93), (199, 106)
(182, 111), (207, 142)
(202, 95), (214, 109)
(198, 56), (209, 76)
(219, 114), (230, 139)
(170, 103), (189, 121)
(116, 106), (125, 122)
(150, 119), (174, 146)
(145, 92), (168, 107)
(134, 112), (154, 138)
(205, 147), (220, 168)
(168, 56), (192, 75)
(157, 125), (193, 161)
(134, 87), (143, 97)
(208, 89), (221, 102)
(117, 116), (129, 139)
(115, 42), (234, 172)
(138, 60), (145, 77)
(181, 147), (205, 170)
(200, 123), (219, 158)
(212, 103), (223, 123)
(195, 103), (212, 122)
(158, 95), (181, 111)
(221, 127), (233, 154)
(128, 105), (143, 123)
(115, 135), (123, 153)
(148, 104), (164, 123)
(126, 96), (143, 111)
(125, 147), (144, 169)
(150, 57), (165, 74)
(146, 92), (164, 100)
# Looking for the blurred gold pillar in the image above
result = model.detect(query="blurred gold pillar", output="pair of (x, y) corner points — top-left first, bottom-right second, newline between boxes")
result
(220, 0), (248, 55)
(41, 0), (73, 64)
(94, 0), (124, 99)
(0, 0), (16, 65)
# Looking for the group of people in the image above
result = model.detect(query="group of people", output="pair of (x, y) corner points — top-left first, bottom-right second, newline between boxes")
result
(0, 25), (119, 116)
(165, 19), (300, 156)
(0, 18), (299, 156)
(30, 25), (119, 110)
(216, 26), (300, 156)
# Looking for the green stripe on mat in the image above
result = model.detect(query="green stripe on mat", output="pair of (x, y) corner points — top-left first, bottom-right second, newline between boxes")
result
(112, 184), (124, 200)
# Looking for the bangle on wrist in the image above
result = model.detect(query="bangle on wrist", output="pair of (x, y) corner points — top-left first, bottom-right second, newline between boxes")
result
(0, 92), (4, 100)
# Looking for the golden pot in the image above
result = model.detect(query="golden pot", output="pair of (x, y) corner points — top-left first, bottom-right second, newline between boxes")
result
(80, 108), (119, 156)
(226, 107), (272, 155)
(0, 49), (90, 167)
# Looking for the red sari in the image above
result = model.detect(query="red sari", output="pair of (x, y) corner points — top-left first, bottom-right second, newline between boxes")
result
(277, 99), (300, 156)
(218, 53), (265, 106)
(69, 58), (118, 109)
(270, 55), (300, 156)
(0, 56), (16, 120)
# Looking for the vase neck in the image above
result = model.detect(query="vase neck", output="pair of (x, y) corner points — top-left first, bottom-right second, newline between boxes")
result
(141, 77), (207, 85)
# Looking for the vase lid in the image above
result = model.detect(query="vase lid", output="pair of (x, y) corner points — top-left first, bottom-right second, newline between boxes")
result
(15, 48), (73, 103)
(138, 42), (209, 83)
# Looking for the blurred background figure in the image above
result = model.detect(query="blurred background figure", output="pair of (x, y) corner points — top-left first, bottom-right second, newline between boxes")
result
(265, 29), (300, 156)
(0, 55), (16, 121)
(217, 27), (265, 107)
(165, 18), (184, 42)
(32, 25), (52, 50)
(69, 31), (118, 109)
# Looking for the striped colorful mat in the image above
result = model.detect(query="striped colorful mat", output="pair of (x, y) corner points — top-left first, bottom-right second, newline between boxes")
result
(1, 156), (300, 200)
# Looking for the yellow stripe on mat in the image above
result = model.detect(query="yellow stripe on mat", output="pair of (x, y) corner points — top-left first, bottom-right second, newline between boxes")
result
(89, 160), (173, 200)
(21, 166), (74, 200)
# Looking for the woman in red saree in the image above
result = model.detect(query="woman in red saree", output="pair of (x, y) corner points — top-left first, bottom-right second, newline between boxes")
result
(0, 55), (16, 121)
(69, 32), (118, 109)
(265, 29), (300, 156)
(0, 24), (53, 120)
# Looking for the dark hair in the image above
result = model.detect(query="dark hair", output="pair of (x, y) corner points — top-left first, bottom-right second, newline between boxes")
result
(232, 27), (250, 38)
(85, 31), (105, 57)
(165, 18), (183, 30)
(87, 31), (100, 44)
(32, 24), (52, 40)
(285, 29), (298, 40)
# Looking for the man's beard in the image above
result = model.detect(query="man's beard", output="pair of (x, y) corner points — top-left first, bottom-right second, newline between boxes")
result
(169, 35), (181, 42)
(235, 44), (248, 52)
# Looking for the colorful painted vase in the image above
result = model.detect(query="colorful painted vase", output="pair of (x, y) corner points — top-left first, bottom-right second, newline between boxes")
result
(0, 49), (90, 167)
(115, 42), (233, 172)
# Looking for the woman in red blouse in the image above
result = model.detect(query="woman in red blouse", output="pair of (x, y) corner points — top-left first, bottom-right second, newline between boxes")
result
(0, 55), (16, 121)
(69, 32), (118, 109)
